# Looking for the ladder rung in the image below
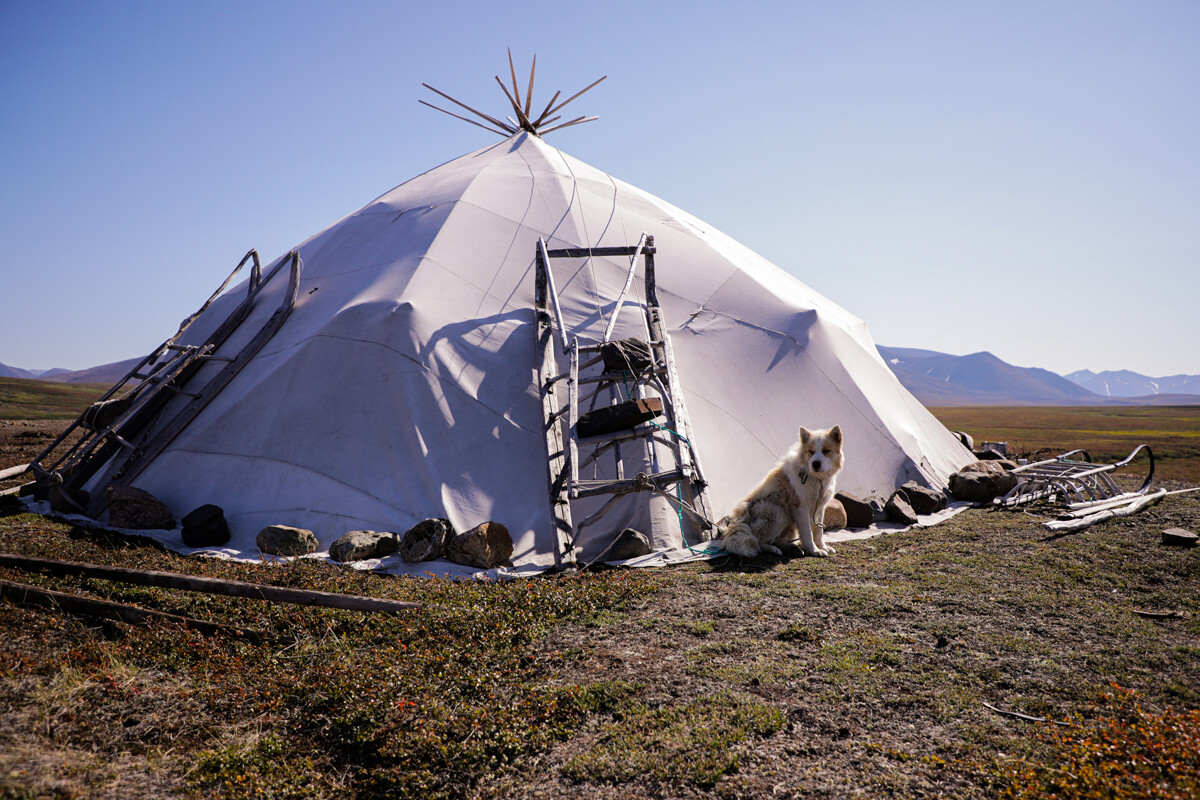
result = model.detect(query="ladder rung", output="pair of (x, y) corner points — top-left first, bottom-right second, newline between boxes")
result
(572, 470), (688, 499)
(578, 340), (664, 354)
(579, 368), (665, 386)
(546, 245), (654, 258)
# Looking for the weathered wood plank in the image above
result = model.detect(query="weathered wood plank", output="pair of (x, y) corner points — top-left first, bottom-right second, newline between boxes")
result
(0, 553), (420, 613)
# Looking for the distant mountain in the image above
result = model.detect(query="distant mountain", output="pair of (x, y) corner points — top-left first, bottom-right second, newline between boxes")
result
(45, 358), (141, 385)
(878, 347), (1103, 406)
(8, 351), (1199, 408)
(0, 362), (37, 380)
(1065, 369), (1200, 398)
(0, 358), (140, 385)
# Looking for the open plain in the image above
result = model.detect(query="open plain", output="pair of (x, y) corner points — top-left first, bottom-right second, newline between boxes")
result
(0, 390), (1197, 798)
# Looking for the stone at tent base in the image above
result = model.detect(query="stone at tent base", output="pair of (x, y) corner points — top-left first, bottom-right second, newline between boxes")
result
(947, 461), (1019, 504)
(898, 481), (948, 515)
(181, 503), (230, 548)
(610, 528), (652, 560)
(885, 492), (918, 525)
(257, 524), (318, 557)
(399, 518), (455, 563)
(107, 485), (176, 530)
(822, 499), (847, 531)
(1162, 528), (1198, 547)
(330, 530), (399, 563)
(835, 492), (874, 529)
(443, 522), (513, 570)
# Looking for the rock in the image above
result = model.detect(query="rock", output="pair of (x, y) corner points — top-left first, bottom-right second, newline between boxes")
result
(609, 528), (652, 560)
(399, 518), (455, 562)
(898, 481), (947, 515)
(835, 492), (874, 529)
(869, 498), (888, 522)
(330, 530), (399, 563)
(947, 460), (1019, 503)
(443, 521), (513, 569)
(256, 524), (318, 557)
(181, 504), (230, 548)
(885, 492), (918, 525)
(822, 498), (847, 530)
(953, 430), (974, 450)
(107, 485), (175, 530)
(1162, 528), (1198, 547)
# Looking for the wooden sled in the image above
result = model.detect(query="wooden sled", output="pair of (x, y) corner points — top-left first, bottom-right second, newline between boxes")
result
(28, 249), (301, 515)
(994, 445), (1155, 510)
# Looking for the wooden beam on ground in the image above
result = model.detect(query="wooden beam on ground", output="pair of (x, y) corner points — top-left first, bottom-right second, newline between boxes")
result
(0, 553), (421, 614)
(0, 578), (268, 642)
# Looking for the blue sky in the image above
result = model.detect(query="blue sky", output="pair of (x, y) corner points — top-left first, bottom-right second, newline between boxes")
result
(2, 0), (1197, 377)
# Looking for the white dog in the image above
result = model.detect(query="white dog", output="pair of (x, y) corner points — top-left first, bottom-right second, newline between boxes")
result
(721, 426), (844, 558)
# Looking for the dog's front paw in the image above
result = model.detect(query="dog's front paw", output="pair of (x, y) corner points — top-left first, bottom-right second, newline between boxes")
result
(824, 544), (837, 555)
(805, 547), (829, 558)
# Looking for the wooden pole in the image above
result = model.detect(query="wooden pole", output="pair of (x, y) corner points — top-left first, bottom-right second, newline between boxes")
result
(0, 578), (268, 642)
(0, 553), (421, 613)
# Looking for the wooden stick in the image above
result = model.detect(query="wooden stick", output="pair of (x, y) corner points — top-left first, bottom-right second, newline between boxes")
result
(1133, 609), (1187, 619)
(539, 116), (599, 136)
(542, 76), (607, 119)
(1043, 489), (1166, 533)
(0, 463), (29, 481)
(0, 578), (268, 641)
(983, 701), (1071, 727)
(421, 83), (516, 134)
(0, 553), (421, 613)
(493, 75), (532, 130)
(507, 47), (522, 111)
(533, 90), (561, 127)
(524, 53), (536, 118)
(418, 100), (510, 136)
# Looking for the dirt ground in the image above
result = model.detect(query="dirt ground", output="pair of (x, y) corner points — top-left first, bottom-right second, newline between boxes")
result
(0, 419), (65, 491)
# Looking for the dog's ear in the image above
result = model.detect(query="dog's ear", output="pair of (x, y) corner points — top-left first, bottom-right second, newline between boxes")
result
(799, 426), (811, 444)
(829, 425), (842, 444)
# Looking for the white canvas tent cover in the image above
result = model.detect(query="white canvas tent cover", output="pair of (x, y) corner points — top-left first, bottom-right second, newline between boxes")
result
(78, 131), (974, 575)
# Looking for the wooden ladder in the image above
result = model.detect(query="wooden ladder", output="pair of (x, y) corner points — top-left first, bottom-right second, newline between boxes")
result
(534, 234), (715, 569)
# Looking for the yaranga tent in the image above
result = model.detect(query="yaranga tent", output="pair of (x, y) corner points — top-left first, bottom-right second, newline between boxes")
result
(30, 75), (974, 575)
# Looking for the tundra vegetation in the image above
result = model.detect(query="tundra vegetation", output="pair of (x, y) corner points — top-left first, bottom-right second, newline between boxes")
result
(0, 385), (1197, 798)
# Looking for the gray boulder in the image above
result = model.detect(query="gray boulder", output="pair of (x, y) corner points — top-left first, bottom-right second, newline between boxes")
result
(108, 485), (175, 530)
(609, 528), (652, 560)
(822, 498), (847, 531)
(444, 521), (513, 569)
(885, 492), (918, 525)
(256, 524), (318, 557)
(399, 518), (455, 562)
(898, 481), (947, 515)
(948, 460), (1020, 503)
(181, 504), (230, 548)
(835, 492), (874, 529)
(330, 530), (399, 563)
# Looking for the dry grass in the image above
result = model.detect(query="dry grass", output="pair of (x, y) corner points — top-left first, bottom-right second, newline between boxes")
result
(930, 405), (1200, 482)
